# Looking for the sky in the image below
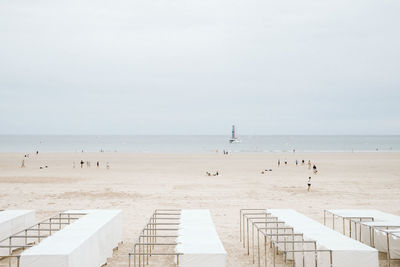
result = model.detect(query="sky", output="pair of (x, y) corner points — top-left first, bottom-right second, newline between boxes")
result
(0, 0), (399, 135)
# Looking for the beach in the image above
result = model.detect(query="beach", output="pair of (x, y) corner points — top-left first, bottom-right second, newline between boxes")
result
(1, 152), (399, 266)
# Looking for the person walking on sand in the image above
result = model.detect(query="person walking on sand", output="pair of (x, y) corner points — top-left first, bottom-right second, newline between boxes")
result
(313, 164), (318, 174)
(97, 161), (99, 167)
(296, 160), (298, 166)
(307, 177), (312, 191)
(80, 160), (84, 168)
(106, 162), (110, 170)
(308, 160), (311, 169)
(278, 160), (280, 167)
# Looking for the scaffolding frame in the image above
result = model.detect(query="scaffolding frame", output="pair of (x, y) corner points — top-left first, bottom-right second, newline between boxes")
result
(241, 209), (333, 267)
(129, 209), (183, 267)
(324, 210), (400, 267)
(0, 211), (86, 267)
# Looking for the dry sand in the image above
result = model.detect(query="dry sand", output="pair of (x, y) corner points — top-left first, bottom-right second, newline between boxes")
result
(0, 152), (400, 266)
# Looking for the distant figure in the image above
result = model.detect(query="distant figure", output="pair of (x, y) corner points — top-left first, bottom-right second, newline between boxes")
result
(97, 161), (99, 167)
(293, 149), (296, 153)
(206, 171), (211, 176)
(307, 177), (312, 191)
(278, 160), (280, 167)
(36, 151), (39, 155)
(296, 160), (298, 166)
(106, 162), (110, 170)
(21, 160), (25, 168)
(86, 161), (89, 168)
(302, 160), (305, 165)
(215, 171), (219, 176)
(313, 164), (317, 174)
(308, 160), (311, 169)
(80, 160), (84, 168)
(284, 160), (287, 165)
(73, 162), (75, 168)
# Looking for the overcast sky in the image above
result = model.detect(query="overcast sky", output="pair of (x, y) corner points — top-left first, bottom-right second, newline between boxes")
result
(0, 0), (399, 135)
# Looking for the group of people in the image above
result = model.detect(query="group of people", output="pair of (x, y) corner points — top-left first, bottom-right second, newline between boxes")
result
(277, 159), (318, 191)
(20, 151), (40, 168)
(73, 160), (110, 169)
(206, 171), (220, 176)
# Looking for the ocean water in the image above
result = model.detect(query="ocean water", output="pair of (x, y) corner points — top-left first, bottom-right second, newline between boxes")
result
(0, 135), (399, 153)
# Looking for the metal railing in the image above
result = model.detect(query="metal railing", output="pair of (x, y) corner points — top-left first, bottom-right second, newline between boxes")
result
(128, 209), (182, 267)
(241, 209), (333, 267)
(0, 212), (86, 267)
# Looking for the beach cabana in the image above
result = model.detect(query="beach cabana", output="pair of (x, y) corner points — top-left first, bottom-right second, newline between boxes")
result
(324, 209), (400, 266)
(0, 210), (35, 256)
(19, 210), (122, 267)
(0, 210), (121, 267)
(240, 209), (378, 267)
(129, 209), (226, 267)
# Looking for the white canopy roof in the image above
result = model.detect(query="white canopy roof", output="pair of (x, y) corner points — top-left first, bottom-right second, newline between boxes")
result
(327, 209), (400, 223)
(268, 209), (378, 267)
(20, 209), (122, 267)
(176, 209), (226, 267)
(0, 210), (35, 256)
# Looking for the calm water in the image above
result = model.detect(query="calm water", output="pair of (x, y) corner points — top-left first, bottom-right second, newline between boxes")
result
(0, 135), (399, 153)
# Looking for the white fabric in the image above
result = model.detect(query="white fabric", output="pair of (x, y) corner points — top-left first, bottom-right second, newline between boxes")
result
(268, 209), (378, 267)
(0, 210), (35, 256)
(359, 222), (400, 258)
(328, 209), (400, 258)
(176, 209), (226, 267)
(328, 209), (400, 223)
(20, 209), (122, 267)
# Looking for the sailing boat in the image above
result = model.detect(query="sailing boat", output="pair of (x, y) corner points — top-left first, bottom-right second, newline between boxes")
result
(229, 125), (240, 143)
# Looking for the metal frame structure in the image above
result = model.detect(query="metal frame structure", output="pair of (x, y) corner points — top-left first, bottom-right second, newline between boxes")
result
(0, 211), (85, 267)
(324, 210), (400, 267)
(241, 209), (333, 267)
(129, 209), (182, 267)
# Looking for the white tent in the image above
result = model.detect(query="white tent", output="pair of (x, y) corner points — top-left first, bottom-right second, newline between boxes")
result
(325, 209), (400, 258)
(175, 209), (226, 267)
(19, 210), (122, 267)
(268, 209), (379, 267)
(0, 210), (35, 256)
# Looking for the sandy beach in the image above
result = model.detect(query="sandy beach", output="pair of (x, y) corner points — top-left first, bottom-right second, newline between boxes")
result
(1, 152), (399, 267)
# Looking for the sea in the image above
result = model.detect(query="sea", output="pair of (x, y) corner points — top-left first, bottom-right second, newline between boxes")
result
(0, 135), (399, 153)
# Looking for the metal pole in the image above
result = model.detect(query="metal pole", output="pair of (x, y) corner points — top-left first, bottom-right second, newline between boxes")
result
(247, 217), (250, 255)
(343, 218), (345, 235)
(258, 228), (260, 267)
(387, 232), (391, 267)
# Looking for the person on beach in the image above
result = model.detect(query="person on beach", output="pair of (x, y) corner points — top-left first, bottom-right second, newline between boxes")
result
(302, 159), (305, 165)
(36, 151), (39, 155)
(278, 160), (280, 167)
(308, 160), (311, 169)
(97, 161), (99, 167)
(307, 177), (312, 191)
(284, 160), (287, 165)
(313, 164), (318, 174)
(296, 160), (298, 166)
(106, 162), (110, 169)
(21, 160), (25, 168)
(80, 160), (84, 168)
